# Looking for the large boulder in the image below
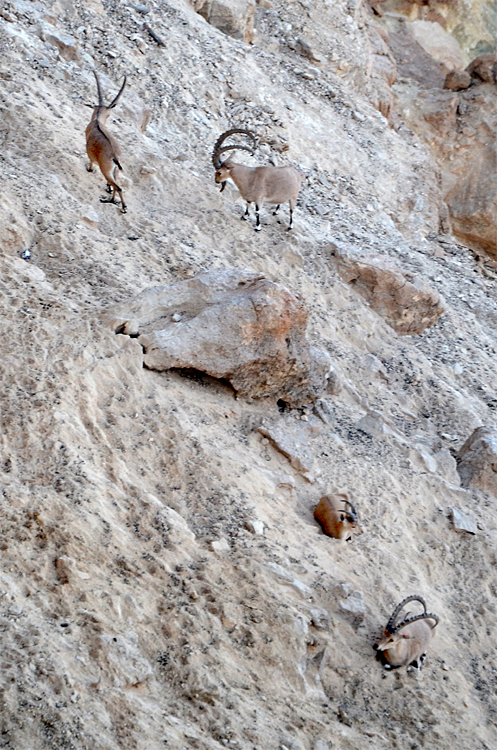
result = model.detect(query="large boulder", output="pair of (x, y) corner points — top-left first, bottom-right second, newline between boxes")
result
(191, 0), (255, 44)
(457, 427), (497, 496)
(106, 269), (331, 406)
(406, 20), (466, 73)
(329, 244), (445, 335)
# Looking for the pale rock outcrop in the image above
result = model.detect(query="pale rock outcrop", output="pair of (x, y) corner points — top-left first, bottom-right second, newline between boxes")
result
(450, 508), (478, 534)
(385, 19), (497, 257)
(192, 0), (255, 43)
(258, 418), (316, 481)
(106, 269), (331, 405)
(407, 20), (466, 72)
(457, 427), (497, 495)
(329, 244), (445, 334)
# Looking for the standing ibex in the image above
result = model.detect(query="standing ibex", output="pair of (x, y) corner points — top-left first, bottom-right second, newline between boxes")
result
(212, 129), (301, 231)
(374, 595), (440, 671)
(86, 71), (127, 213)
(314, 493), (361, 541)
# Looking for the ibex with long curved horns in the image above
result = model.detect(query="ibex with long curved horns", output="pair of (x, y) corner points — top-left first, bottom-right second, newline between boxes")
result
(374, 595), (440, 671)
(314, 493), (361, 541)
(212, 129), (301, 231)
(86, 71), (127, 213)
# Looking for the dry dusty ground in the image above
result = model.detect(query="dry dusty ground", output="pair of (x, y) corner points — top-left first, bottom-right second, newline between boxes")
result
(0, 1), (496, 748)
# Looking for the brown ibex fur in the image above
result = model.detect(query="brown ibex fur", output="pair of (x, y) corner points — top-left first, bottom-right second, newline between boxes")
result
(374, 595), (440, 671)
(85, 71), (127, 213)
(314, 493), (361, 541)
(212, 129), (301, 231)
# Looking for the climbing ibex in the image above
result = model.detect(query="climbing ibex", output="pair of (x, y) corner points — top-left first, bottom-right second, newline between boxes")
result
(212, 129), (301, 231)
(86, 70), (127, 213)
(314, 493), (361, 541)
(374, 595), (440, 671)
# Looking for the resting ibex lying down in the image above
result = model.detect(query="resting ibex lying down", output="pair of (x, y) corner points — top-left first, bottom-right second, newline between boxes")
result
(374, 595), (440, 671)
(212, 129), (301, 231)
(314, 493), (361, 541)
(86, 71), (127, 213)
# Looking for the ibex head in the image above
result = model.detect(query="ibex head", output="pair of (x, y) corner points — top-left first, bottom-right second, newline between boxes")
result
(92, 70), (126, 124)
(212, 128), (257, 191)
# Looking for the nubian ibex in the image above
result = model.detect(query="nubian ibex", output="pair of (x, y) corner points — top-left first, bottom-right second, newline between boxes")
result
(314, 493), (361, 541)
(212, 129), (301, 231)
(85, 70), (127, 213)
(374, 595), (440, 671)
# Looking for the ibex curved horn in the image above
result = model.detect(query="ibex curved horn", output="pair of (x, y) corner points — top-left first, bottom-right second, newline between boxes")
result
(386, 596), (427, 634)
(108, 76), (127, 109)
(394, 612), (439, 634)
(212, 128), (257, 168)
(343, 499), (357, 523)
(93, 70), (104, 106)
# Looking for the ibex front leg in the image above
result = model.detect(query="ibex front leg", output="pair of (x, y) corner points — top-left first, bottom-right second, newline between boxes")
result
(241, 202), (251, 221)
(255, 202), (262, 232)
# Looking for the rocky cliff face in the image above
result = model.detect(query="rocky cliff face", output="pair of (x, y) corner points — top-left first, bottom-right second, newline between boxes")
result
(0, 2), (496, 749)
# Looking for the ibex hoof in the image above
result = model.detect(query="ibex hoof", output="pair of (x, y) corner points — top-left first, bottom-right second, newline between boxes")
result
(121, 208), (127, 214)
(240, 215), (247, 221)
(287, 227), (293, 231)
(255, 225), (262, 232)
(100, 198), (116, 205)
(86, 165), (94, 173)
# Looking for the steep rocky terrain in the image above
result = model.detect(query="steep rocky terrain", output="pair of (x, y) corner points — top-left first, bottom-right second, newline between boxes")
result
(0, 1), (496, 749)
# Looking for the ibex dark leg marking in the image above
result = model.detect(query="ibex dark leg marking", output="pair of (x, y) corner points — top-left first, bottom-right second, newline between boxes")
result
(288, 202), (294, 230)
(255, 203), (261, 231)
(272, 204), (280, 216)
(241, 202), (251, 221)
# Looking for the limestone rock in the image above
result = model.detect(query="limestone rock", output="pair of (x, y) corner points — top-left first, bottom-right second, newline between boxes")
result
(337, 590), (365, 628)
(329, 244), (445, 335)
(95, 633), (153, 688)
(258, 418), (315, 481)
(450, 508), (478, 534)
(407, 20), (465, 73)
(444, 69), (471, 91)
(38, 24), (80, 62)
(310, 609), (331, 630)
(193, 0), (255, 43)
(466, 53), (497, 84)
(457, 427), (497, 495)
(245, 518), (265, 535)
(106, 269), (331, 406)
(445, 116), (497, 258)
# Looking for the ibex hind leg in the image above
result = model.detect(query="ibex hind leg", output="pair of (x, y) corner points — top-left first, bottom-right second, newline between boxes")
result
(241, 202), (251, 221)
(100, 168), (127, 213)
(272, 204), (280, 216)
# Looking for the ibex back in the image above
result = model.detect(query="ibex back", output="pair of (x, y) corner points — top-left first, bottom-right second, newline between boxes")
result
(86, 70), (127, 213)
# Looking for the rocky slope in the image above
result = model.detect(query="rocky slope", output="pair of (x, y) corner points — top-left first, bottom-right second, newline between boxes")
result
(0, 1), (496, 749)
